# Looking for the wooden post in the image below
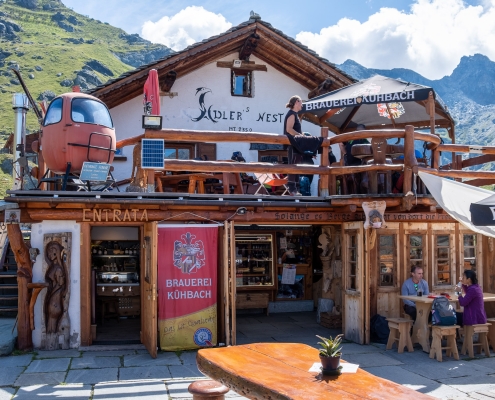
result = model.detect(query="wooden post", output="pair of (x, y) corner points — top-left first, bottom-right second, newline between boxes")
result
(229, 221), (236, 345)
(320, 127), (329, 197)
(223, 221), (230, 346)
(455, 154), (463, 182)
(402, 125), (418, 194)
(429, 91), (435, 136)
(7, 223), (33, 350)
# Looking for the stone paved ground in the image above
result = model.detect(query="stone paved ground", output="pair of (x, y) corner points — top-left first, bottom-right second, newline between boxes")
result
(0, 312), (494, 399)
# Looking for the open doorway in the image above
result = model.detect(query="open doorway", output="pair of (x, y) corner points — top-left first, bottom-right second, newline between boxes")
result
(90, 226), (141, 344)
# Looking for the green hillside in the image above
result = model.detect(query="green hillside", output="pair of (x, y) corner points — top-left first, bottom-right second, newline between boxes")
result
(0, 0), (169, 135)
(0, 0), (171, 196)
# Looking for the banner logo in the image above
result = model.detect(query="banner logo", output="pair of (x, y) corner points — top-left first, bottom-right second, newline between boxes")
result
(194, 327), (213, 346)
(173, 232), (205, 274)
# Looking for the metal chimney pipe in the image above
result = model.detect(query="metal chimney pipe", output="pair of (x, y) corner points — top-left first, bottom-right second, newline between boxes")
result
(12, 93), (29, 190)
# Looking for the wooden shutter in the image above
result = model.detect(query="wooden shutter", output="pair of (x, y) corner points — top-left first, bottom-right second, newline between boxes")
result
(197, 143), (217, 161)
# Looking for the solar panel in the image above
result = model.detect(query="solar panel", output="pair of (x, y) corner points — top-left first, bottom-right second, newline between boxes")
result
(141, 139), (164, 169)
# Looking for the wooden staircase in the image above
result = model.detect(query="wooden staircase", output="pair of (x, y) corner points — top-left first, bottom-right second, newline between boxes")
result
(0, 230), (18, 317)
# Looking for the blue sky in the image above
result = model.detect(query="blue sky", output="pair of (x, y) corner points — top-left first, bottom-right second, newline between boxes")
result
(61, 0), (493, 79)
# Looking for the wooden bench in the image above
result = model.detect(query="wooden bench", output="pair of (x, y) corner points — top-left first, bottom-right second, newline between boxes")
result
(429, 325), (460, 362)
(487, 318), (495, 349)
(461, 323), (491, 358)
(386, 317), (414, 353)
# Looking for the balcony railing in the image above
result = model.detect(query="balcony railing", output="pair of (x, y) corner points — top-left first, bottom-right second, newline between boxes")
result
(113, 125), (495, 198)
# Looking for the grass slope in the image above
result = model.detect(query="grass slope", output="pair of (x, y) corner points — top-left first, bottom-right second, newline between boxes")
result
(0, 0), (166, 196)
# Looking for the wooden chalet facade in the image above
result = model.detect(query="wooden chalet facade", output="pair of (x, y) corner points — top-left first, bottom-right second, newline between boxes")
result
(3, 15), (495, 358)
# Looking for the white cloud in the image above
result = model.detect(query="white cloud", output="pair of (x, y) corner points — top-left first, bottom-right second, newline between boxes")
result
(295, 0), (495, 79)
(141, 6), (232, 51)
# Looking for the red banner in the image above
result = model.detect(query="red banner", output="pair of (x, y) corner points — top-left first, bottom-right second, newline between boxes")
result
(157, 225), (218, 351)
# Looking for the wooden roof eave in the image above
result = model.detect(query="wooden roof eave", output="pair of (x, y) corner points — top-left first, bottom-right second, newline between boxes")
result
(254, 23), (355, 88)
(97, 39), (250, 108)
(91, 24), (257, 99)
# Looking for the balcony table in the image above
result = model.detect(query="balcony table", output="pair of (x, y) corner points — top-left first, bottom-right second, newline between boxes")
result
(196, 343), (434, 399)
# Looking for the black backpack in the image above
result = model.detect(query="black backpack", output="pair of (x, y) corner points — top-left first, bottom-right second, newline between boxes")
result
(431, 296), (457, 326)
(370, 314), (390, 344)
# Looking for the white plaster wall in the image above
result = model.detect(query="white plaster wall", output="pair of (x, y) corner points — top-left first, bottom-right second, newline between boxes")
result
(31, 221), (81, 349)
(110, 53), (341, 194)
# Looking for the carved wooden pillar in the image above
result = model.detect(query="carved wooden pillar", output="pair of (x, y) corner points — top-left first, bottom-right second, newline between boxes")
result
(7, 223), (33, 350)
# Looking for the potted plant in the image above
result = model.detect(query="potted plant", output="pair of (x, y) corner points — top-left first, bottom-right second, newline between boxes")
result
(316, 333), (343, 371)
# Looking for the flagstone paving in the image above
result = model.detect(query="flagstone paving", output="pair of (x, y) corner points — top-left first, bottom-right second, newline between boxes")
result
(0, 312), (494, 399)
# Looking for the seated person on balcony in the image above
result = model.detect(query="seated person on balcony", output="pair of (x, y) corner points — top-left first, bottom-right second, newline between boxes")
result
(401, 266), (429, 321)
(456, 269), (486, 327)
(338, 124), (369, 193)
(339, 124), (369, 166)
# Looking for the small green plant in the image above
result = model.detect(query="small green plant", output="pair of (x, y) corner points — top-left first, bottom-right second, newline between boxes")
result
(316, 334), (343, 357)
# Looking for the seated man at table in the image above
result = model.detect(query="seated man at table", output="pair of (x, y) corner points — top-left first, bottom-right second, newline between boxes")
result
(401, 266), (430, 320)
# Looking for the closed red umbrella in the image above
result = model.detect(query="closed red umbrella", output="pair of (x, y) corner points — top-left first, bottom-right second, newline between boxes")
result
(143, 69), (160, 115)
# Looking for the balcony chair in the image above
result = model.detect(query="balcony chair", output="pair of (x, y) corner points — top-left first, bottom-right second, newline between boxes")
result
(252, 172), (289, 196)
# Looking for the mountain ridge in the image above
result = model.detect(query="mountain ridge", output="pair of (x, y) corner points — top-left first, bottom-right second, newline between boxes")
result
(337, 55), (495, 147)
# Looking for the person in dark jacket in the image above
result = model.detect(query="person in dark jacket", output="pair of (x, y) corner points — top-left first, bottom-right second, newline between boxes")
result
(457, 269), (487, 326)
(283, 95), (304, 196)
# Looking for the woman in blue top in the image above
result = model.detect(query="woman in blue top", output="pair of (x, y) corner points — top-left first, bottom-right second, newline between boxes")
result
(284, 95), (303, 196)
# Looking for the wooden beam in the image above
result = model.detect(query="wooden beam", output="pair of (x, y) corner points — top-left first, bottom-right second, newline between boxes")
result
(7, 223), (33, 350)
(462, 178), (495, 187)
(318, 108), (341, 125)
(462, 154), (495, 168)
(308, 78), (333, 99)
(239, 33), (260, 61)
(437, 144), (495, 155)
(418, 167), (495, 179)
(216, 61), (267, 71)
(159, 70), (177, 93)
(340, 106), (361, 132)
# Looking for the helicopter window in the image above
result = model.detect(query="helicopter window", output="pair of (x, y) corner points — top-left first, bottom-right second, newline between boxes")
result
(71, 98), (114, 128)
(43, 98), (63, 126)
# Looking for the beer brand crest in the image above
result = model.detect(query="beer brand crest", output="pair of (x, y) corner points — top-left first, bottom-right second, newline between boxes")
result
(377, 102), (405, 119)
(173, 232), (205, 274)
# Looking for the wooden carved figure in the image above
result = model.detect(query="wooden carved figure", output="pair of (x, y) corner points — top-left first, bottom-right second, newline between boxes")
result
(41, 232), (71, 350)
(44, 241), (68, 334)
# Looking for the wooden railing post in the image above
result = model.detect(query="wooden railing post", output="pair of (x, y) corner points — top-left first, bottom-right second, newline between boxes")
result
(403, 125), (418, 194)
(320, 127), (329, 197)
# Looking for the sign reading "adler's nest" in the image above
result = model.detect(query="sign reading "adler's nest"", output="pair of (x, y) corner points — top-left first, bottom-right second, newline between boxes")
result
(82, 209), (149, 222)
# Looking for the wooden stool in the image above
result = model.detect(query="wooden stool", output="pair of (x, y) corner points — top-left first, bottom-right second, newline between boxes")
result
(461, 323), (491, 358)
(188, 379), (229, 400)
(386, 318), (414, 353)
(487, 318), (495, 349)
(99, 297), (119, 325)
(429, 325), (460, 362)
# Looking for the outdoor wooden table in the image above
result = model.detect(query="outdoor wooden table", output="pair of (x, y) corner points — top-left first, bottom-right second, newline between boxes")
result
(213, 172), (244, 194)
(196, 343), (434, 399)
(399, 293), (495, 352)
(155, 172), (213, 194)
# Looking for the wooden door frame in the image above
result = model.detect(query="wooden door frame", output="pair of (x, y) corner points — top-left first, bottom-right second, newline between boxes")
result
(80, 222), (157, 356)
(141, 222), (158, 358)
(342, 222), (366, 344)
(369, 224), (400, 323)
